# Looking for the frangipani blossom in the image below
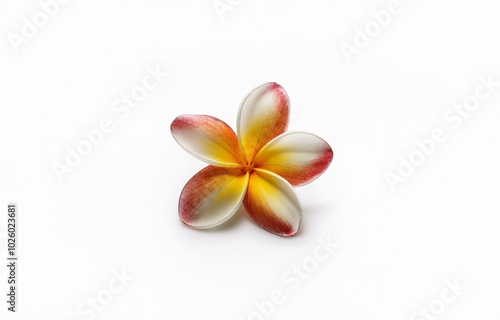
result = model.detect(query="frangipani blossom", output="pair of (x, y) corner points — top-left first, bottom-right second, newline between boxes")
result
(171, 83), (333, 237)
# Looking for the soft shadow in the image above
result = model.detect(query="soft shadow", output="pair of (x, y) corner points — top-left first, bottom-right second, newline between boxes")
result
(301, 202), (332, 215)
(297, 200), (337, 237)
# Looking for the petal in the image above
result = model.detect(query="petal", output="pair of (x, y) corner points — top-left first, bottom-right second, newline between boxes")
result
(179, 165), (249, 229)
(237, 82), (290, 163)
(253, 132), (333, 187)
(243, 169), (302, 236)
(171, 115), (243, 167)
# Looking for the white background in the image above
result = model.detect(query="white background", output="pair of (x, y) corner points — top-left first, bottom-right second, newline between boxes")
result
(1, 0), (500, 319)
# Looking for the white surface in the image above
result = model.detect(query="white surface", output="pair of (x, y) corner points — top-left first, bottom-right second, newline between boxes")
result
(1, 0), (500, 319)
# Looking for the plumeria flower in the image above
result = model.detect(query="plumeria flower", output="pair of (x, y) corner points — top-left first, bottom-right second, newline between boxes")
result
(170, 83), (333, 237)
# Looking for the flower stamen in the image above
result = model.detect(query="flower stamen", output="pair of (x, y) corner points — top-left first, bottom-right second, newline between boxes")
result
(243, 162), (254, 173)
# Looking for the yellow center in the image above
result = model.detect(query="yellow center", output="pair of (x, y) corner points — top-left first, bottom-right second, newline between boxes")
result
(243, 162), (254, 173)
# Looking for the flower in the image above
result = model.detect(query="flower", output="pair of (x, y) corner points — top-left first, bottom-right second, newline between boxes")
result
(170, 82), (333, 236)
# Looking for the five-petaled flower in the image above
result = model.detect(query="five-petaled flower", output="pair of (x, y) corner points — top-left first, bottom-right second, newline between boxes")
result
(170, 82), (333, 236)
